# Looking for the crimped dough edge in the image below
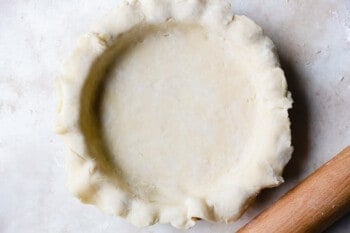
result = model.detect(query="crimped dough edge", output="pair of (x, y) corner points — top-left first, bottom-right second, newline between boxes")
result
(56, 0), (293, 229)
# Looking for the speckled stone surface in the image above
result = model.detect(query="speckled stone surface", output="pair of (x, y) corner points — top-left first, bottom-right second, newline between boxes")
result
(0, 1), (349, 232)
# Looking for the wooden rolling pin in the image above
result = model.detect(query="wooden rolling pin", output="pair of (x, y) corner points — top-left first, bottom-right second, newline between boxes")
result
(237, 146), (350, 233)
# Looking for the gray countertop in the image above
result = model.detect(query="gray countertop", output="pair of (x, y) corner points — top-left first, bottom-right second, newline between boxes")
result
(0, 0), (349, 232)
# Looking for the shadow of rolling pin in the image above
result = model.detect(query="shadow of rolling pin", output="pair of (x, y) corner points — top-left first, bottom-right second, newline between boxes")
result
(237, 146), (350, 233)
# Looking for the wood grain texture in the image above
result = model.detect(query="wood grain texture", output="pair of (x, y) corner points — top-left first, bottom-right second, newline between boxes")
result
(237, 146), (350, 233)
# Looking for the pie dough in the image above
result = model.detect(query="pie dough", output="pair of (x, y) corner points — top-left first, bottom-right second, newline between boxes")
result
(56, 0), (293, 229)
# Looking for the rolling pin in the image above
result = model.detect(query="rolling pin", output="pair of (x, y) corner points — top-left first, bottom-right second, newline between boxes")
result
(237, 146), (350, 233)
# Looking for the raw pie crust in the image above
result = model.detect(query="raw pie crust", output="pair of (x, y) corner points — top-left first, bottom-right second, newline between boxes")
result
(56, 0), (293, 229)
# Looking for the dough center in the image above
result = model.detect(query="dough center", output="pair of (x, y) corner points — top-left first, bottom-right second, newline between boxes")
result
(100, 24), (257, 202)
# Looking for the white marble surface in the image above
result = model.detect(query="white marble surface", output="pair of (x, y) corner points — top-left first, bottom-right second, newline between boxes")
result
(0, 0), (349, 232)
